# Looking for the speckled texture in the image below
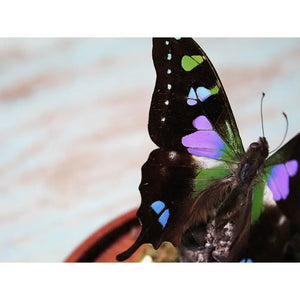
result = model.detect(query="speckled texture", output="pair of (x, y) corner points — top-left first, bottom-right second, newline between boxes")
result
(0, 38), (299, 261)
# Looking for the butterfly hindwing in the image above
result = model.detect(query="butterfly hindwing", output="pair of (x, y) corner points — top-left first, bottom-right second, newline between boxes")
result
(116, 149), (198, 261)
(149, 38), (244, 160)
(265, 133), (300, 221)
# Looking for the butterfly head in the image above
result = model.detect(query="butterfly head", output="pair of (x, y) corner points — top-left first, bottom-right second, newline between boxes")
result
(249, 137), (269, 159)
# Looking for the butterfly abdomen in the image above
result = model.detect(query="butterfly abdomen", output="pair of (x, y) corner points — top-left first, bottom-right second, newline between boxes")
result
(179, 181), (253, 262)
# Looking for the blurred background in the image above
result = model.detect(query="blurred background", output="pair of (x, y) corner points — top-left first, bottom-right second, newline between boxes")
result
(0, 38), (299, 261)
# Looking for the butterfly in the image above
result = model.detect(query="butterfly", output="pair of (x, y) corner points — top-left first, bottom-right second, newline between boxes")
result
(116, 38), (300, 262)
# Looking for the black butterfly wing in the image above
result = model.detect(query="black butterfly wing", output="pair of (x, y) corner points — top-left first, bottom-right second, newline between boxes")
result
(117, 38), (243, 261)
(149, 38), (244, 158)
(116, 149), (198, 261)
(265, 133), (300, 221)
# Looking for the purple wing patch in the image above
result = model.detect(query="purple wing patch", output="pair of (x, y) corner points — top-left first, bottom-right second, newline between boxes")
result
(187, 99), (198, 106)
(267, 159), (298, 201)
(193, 115), (213, 130)
(285, 160), (298, 176)
(182, 116), (225, 159)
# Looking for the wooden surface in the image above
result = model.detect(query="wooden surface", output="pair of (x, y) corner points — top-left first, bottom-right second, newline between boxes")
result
(0, 38), (300, 261)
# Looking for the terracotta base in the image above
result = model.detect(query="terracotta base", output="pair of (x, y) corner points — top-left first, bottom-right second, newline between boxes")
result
(65, 209), (144, 262)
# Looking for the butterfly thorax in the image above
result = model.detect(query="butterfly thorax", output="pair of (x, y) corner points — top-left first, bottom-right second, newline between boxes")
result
(236, 137), (269, 185)
(188, 137), (269, 226)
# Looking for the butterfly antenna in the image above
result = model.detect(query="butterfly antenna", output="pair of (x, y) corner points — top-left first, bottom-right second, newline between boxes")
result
(269, 112), (289, 154)
(260, 92), (266, 138)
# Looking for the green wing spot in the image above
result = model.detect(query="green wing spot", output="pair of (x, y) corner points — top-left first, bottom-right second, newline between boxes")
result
(182, 55), (203, 71)
(251, 180), (266, 224)
(193, 166), (231, 199)
(224, 121), (244, 157)
(210, 85), (219, 95)
(220, 143), (238, 163)
(225, 121), (236, 145)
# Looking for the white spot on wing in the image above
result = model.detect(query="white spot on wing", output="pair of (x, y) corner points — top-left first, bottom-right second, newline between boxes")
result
(278, 215), (287, 226)
(169, 151), (176, 159)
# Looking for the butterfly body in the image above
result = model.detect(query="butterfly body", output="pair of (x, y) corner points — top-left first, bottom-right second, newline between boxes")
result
(179, 137), (269, 261)
(116, 38), (300, 262)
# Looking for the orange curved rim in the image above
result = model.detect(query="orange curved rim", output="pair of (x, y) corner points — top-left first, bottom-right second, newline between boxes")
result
(64, 208), (139, 262)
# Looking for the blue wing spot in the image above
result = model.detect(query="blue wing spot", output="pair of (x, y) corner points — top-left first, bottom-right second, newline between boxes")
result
(158, 209), (170, 228)
(240, 258), (252, 263)
(196, 87), (212, 102)
(187, 87), (197, 99)
(151, 201), (165, 215)
(167, 53), (172, 60)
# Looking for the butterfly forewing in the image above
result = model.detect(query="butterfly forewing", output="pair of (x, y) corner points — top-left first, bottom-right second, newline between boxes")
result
(149, 38), (244, 159)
